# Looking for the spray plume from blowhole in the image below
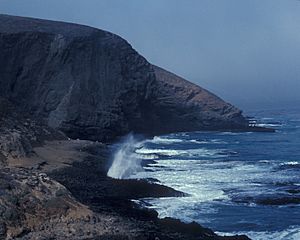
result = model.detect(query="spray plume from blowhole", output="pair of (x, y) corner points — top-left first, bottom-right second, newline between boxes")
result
(107, 133), (145, 179)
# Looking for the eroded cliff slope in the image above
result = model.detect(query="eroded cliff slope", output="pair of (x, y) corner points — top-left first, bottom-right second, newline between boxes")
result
(152, 66), (247, 133)
(0, 14), (249, 142)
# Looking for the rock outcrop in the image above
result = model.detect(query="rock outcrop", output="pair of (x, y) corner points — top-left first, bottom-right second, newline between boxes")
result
(0, 149), (250, 240)
(0, 14), (250, 142)
(0, 98), (64, 163)
(0, 168), (93, 239)
(0, 167), (153, 240)
(150, 66), (247, 133)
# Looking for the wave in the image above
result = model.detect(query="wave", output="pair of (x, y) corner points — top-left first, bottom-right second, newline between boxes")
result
(217, 132), (251, 136)
(148, 136), (229, 145)
(190, 139), (210, 144)
(136, 148), (186, 156)
(136, 147), (224, 158)
(218, 226), (300, 240)
(256, 123), (282, 127)
(211, 139), (228, 144)
(280, 161), (300, 166)
(188, 148), (226, 157)
(151, 137), (219, 145)
(278, 161), (300, 170)
(218, 132), (240, 135)
(262, 117), (274, 120)
(137, 153), (159, 160)
(107, 134), (229, 179)
(143, 189), (228, 221)
(190, 139), (228, 144)
(259, 160), (271, 164)
(124, 111), (300, 239)
(150, 136), (183, 144)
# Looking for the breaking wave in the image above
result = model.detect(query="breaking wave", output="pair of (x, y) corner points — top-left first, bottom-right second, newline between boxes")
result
(150, 136), (183, 144)
(108, 109), (300, 240)
(218, 226), (300, 240)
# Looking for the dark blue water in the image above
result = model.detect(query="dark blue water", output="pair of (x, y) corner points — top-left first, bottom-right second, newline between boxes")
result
(130, 108), (300, 240)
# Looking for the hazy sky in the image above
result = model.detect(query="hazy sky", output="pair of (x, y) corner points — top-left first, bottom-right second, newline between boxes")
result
(1, 0), (300, 110)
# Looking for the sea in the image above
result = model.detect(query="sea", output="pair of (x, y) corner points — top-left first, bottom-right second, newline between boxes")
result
(108, 107), (300, 240)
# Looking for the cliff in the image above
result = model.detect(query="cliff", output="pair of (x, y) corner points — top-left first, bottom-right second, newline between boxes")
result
(0, 14), (249, 143)
(0, 14), (255, 240)
(152, 66), (247, 133)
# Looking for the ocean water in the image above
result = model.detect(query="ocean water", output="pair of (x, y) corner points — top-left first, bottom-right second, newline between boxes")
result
(110, 108), (300, 240)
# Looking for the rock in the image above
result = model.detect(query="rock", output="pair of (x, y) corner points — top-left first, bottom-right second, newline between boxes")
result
(148, 66), (248, 134)
(0, 143), (251, 240)
(0, 130), (33, 158)
(0, 168), (94, 239)
(0, 14), (250, 143)
(0, 97), (66, 161)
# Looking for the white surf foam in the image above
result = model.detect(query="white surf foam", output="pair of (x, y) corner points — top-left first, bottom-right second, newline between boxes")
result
(137, 153), (159, 160)
(135, 148), (186, 156)
(150, 136), (183, 144)
(262, 117), (274, 120)
(217, 132), (246, 135)
(130, 152), (291, 229)
(136, 147), (224, 158)
(256, 123), (282, 127)
(190, 139), (210, 144)
(144, 194), (224, 224)
(190, 139), (228, 144)
(218, 226), (300, 240)
(280, 161), (299, 166)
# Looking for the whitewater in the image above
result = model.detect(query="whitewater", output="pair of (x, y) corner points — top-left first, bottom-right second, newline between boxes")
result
(107, 108), (300, 240)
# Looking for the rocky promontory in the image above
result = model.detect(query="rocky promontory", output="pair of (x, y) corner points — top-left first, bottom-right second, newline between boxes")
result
(0, 14), (258, 240)
(0, 14), (254, 143)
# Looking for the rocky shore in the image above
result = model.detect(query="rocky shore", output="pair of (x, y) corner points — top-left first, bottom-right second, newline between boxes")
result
(0, 103), (251, 239)
(0, 83), (253, 240)
(0, 14), (272, 239)
(0, 137), (250, 240)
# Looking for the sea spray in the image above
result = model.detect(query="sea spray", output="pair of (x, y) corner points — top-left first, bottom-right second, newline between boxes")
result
(107, 134), (144, 179)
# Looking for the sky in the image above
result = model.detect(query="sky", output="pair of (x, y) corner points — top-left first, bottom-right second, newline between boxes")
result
(1, 0), (300, 110)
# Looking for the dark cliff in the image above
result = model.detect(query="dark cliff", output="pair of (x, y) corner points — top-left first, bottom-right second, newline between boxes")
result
(0, 14), (249, 142)
(151, 66), (247, 133)
(0, 14), (255, 240)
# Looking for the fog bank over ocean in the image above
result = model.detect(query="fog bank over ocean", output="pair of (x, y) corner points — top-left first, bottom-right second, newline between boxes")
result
(1, 0), (299, 110)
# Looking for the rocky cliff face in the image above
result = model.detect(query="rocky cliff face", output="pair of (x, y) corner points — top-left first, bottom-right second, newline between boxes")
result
(0, 14), (249, 142)
(151, 66), (247, 133)
(0, 168), (93, 239)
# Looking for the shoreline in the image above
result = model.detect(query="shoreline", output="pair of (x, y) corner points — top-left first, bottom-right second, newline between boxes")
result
(0, 132), (252, 239)
(49, 141), (250, 240)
